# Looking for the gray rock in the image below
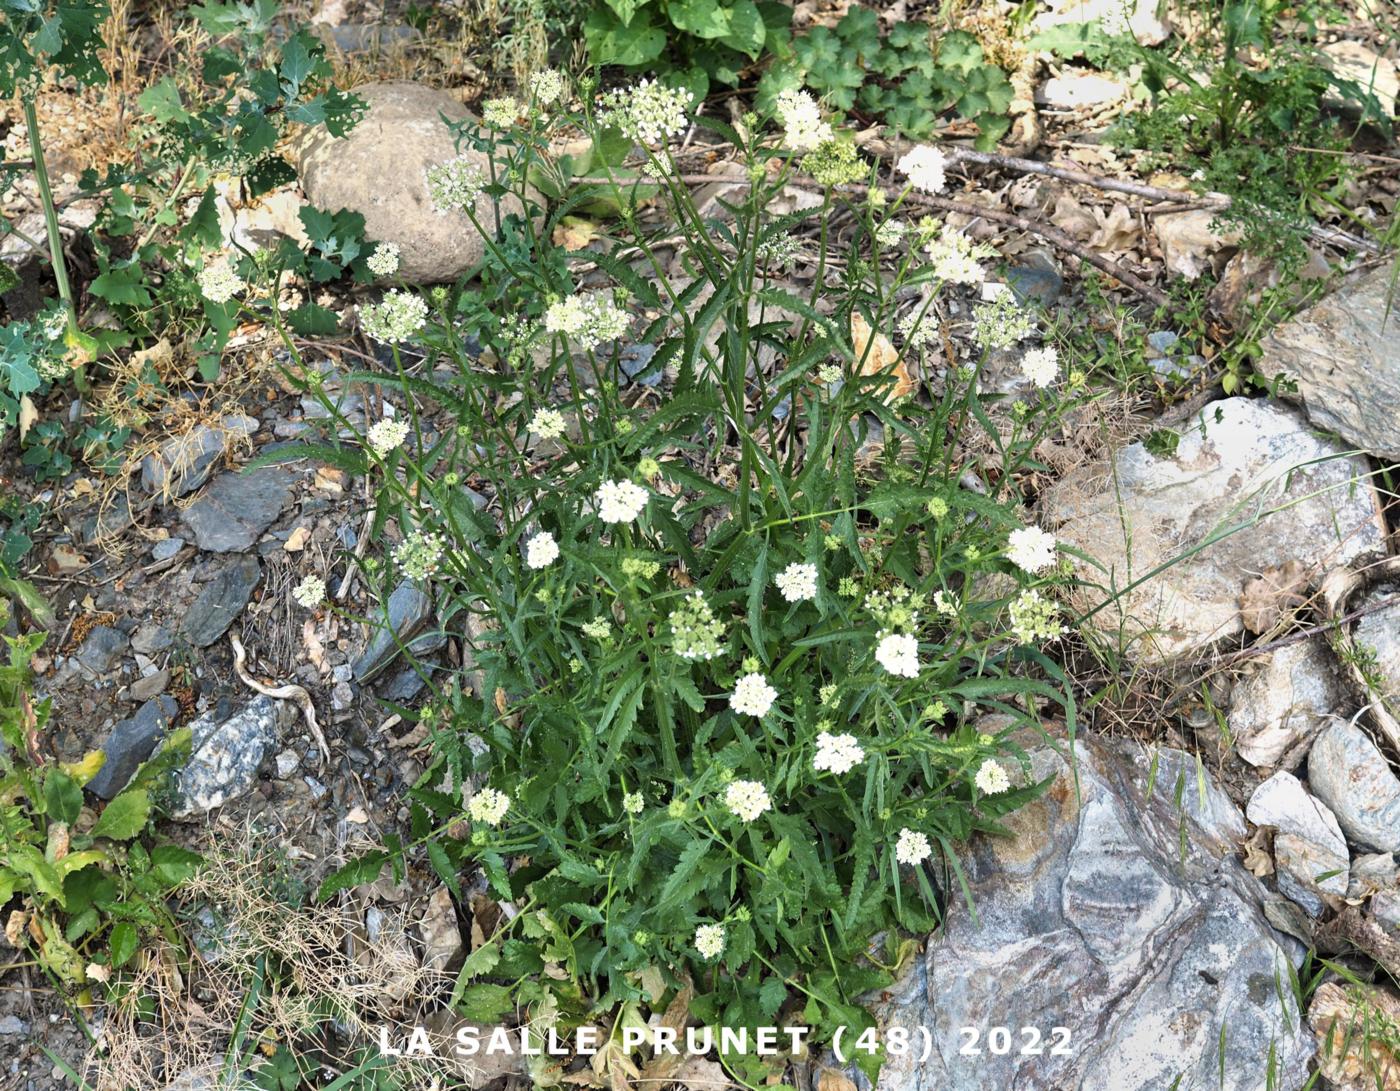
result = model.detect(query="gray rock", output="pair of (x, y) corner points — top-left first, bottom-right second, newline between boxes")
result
(1320, 40), (1399, 116)
(0, 1014), (29, 1035)
(87, 696), (180, 799)
(352, 580), (433, 681)
(1375, 891), (1400, 932)
(292, 81), (537, 285)
(849, 736), (1312, 1091)
(77, 491), (133, 545)
(141, 415), (257, 499)
(1353, 584), (1400, 705)
(274, 749), (301, 778)
(1229, 639), (1343, 768)
(1036, 0), (1169, 44)
(1348, 853), (1399, 897)
(131, 623), (173, 656)
(151, 537), (185, 561)
(1308, 718), (1400, 854)
(1258, 265), (1400, 460)
(180, 555), (262, 648)
(1041, 398), (1386, 662)
(1035, 71), (1128, 108)
(1132, 745), (1248, 843)
(1005, 249), (1062, 304)
(171, 696), (279, 818)
(76, 625), (130, 675)
(130, 667), (170, 702)
(1247, 771), (1350, 915)
(181, 467), (294, 553)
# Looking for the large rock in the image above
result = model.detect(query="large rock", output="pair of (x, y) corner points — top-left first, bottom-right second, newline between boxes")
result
(1258, 265), (1400, 460)
(86, 696), (181, 799)
(180, 555), (262, 648)
(1354, 585), (1400, 706)
(293, 81), (532, 284)
(851, 736), (1313, 1091)
(1308, 719), (1400, 854)
(171, 697), (279, 819)
(181, 467), (294, 553)
(1308, 982), (1400, 1091)
(1041, 398), (1386, 662)
(1246, 771), (1351, 916)
(1228, 639), (1344, 768)
(141, 415), (258, 500)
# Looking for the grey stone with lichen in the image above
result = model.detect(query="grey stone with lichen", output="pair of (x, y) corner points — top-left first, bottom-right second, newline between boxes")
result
(170, 696), (279, 819)
(834, 735), (1313, 1091)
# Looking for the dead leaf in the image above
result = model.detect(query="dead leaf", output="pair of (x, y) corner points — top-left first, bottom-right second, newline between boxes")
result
(1087, 202), (1139, 252)
(1242, 826), (1274, 878)
(18, 395), (38, 442)
(1239, 559), (1309, 635)
(674, 1057), (731, 1090)
(553, 216), (599, 252)
(314, 467), (346, 494)
(851, 313), (914, 403)
(284, 526), (312, 552)
(816, 1068), (859, 1091)
(1049, 194), (1097, 239)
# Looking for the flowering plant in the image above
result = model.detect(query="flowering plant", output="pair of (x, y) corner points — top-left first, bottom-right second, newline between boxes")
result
(268, 79), (1078, 1067)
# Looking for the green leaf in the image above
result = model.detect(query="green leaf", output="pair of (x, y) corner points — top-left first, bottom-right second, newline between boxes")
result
(720, 0), (765, 57)
(456, 982), (515, 1022)
(43, 769), (82, 825)
(91, 789), (151, 841)
(670, 0), (731, 39)
(584, 6), (666, 66)
(603, 0), (644, 24)
(758, 975), (787, 1017)
(317, 851), (389, 902)
(150, 843), (203, 886)
(138, 78), (186, 123)
(89, 264), (153, 307)
(427, 840), (462, 900)
(108, 920), (139, 967)
(286, 303), (342, 336)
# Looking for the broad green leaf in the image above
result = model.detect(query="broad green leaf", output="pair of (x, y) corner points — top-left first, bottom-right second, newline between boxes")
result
(91, 789), (151, 841)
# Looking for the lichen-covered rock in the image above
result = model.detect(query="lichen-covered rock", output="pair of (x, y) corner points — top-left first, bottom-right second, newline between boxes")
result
(844, 736), (1313, 1091)
(1308, 719), (1400, 854)
(1041, 398), (1385, 662)
(293, 81), (534, 284)
(1308, 981), (1400, 1091)
(1258, 265), (1400, 460)
(1228, 639), (1343, 768)
(1354, 585), (1400, 707)
(171, 697), (279, 819)
(1247, 770), (1351, 916)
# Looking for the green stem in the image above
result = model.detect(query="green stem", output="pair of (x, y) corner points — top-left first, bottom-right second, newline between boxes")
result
(22, 96), (78, 342)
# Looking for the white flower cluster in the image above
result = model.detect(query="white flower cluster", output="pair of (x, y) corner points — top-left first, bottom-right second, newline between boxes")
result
(623, 791), (644, 815)
(1008, 588), (1065, 645)
(926, 229), (994, 286)
(975, 759), (1011, 795)
(198, 259), (244, 304)
(896, 145), (948, 194)
(595, 479), (648, 524)
(525, 531), (559, 569)
(813, 732), (865, 775)
(529, 68), (567, 107)
(394, 529), (444, 581)
(1020, 345), (1059, 389)
(596, 78), (691, 146)
(359, 290), (428, 344)
(468, 787), (510, 827)
(875, 632), (920, 678)
(774, 562), (818, 603)
(875, 219), (908, 247)
(895, 828), (932, 866)
(366, 417), (410, 457)
(775, 89), (833, 151)
(1005, 525), (1057, 574)
(482, 96), (519, 128)
(729, 672), (777, 717)
(695, 923), (726, 960)
(425, 155), (487, 214)
(724, 779), (772, 822)
(971, 292), (1036, 351)
(291, 574), (326, 609)
(543, 293), (630, 351)
(670, 591), (726, 661)
(366, 242), (401, 277)
(530, 407), (568, 440)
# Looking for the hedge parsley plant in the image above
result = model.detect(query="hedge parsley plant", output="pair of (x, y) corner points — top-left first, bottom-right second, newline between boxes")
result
(226, 75), (1081, 1080)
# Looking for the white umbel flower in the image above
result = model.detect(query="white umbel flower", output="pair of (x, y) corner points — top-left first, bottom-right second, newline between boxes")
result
(530, 69), (567, 107)
(1006, 525), (1058, 574)
(366, 242), (401, 277)
(895, 828), (932, 866)
(595, 479), (648, 524)
(366, 417), (410, 457)
(359, 290), (428, 343)
(623, 791), (644, 815)
(724, 779), (772, 822)
(775, 89), (833, 151)
(291, 575), (326, 609)
(774, 562), (818, 603)
(1020, 346), (1059, 388)
(596, 78), (690, 146)
(695, 923), (726, 960)
(896, 145), (948, 194)
(530, 408), (568, 440)
(544, 293), (629, 351)
(875, 632), (919, 678)
(813, 732), (865, 775)
(198, 259), (244, 304)
(729, 673), (777, 717)
(468, 787), (510, 827)
(975, 759), (1011, 795)
(425, 156), (487, 213)
(525, 531), (559, 569)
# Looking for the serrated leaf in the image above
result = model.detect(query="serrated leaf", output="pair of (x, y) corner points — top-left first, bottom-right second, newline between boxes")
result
(91, 789), (150, 841)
